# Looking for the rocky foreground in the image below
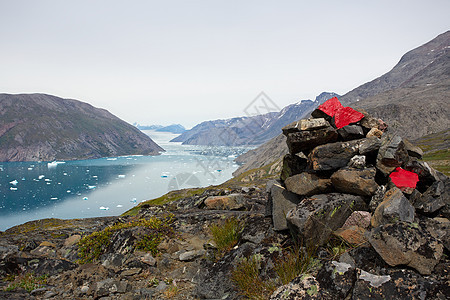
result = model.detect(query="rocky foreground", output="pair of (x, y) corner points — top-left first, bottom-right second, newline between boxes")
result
(0, 98), (449, 299)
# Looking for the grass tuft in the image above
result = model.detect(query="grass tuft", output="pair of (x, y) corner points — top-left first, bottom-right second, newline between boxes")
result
(4, 272), (48, 292)
(210, 217), (245, 259)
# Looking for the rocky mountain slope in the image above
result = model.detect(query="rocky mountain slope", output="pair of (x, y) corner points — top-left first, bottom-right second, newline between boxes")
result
(136, 124), (186, 134)
(235, 31), (450, 174)
(0, 94), (164, 162)
(172, 92), (339, 146)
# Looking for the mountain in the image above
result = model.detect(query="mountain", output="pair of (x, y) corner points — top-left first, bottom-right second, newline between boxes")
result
(136, 124), (186, 134)
(171, 92), (339, 146)
(234, 31), (450, 175)
(0, 94), (164, 162)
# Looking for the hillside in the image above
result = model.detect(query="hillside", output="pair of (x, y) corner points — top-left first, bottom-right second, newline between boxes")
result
(235, 31), (450, 174)
(172, 92), (339, 146)
(0, 94), (164, 162)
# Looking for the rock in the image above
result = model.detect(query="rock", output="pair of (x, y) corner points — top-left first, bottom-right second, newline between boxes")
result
(286, 193), (367, 247)
(120, 268), (141, 276)
(308, 139), (361, 171)
(333, 107), (364, 129)
(352, 269), (427, 299)
(334, 226), (367, 245)
(30, 245), (57, 258)
(95, 278), (131, 297)
(204, 194), (246, 210)
(286, 126), (338, 155)
(388, 167), (419, 194)
(342, 211), (371, 229)
(179, 249), (206, 261)
(316, 261), (356, 299)
(64, 235), (81, 247)
(284, 172), (333, 196)
(43, 291), (57, 299)
(358, 137), (382, 155)
(270, 274), (330, 299)
(403, 138), (423, 159)
(282, 118), (330, 135)
(376, 134), (409, 176)
(140, 253), (157, 266)
(101, 253), (126, 268)
(371, 187), (415, 228)
(413, 179), (449, 215)
(367, 221), (443, 275)
(366, 127), (383, 138)
(348, 155), (366, 169)
(421, 217), (450, 251)
(280, 153), (308, 182)
(25, 258), (77, 276)
(404, 159), (439, 192)
(331, 167), (378, 196)
(269, 181), (303, 231)
(369, 185), (387, 213)
(337, 124), (364, 140)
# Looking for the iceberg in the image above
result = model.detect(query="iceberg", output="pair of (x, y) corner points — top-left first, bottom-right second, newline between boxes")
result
(10, 187), (18, 191)
(116, 204), (123, 208)
(118, 174), (126, 179)
(87, 185), (96, 190)
(38, 175), (45, 180)
(99, 206), (109, 210)
(9, 180), (18, 186)
(107, 157), (117, 161)
(48, 161), (65, 168)
(82, 197), (88, 200)
(50, 197), (58, 200)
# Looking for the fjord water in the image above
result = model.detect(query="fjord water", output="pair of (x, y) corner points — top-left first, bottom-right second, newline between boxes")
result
(0, 131), (247, 231)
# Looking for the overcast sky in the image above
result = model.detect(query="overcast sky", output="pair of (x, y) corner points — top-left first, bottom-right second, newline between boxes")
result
(1, 1), (449, 128)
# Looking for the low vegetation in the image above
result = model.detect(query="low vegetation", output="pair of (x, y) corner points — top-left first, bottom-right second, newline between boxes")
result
(210, 217), (245, 259)
(4, 273), (48, 293)
(78, 214), (175, 264)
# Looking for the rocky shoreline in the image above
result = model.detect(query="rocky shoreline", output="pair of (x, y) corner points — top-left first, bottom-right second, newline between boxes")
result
(0, 98), (448, 299)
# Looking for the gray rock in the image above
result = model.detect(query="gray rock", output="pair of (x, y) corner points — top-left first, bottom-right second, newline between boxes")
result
(413, 179), (449, 215)
(371, 187), (415, 228)
(270, 274), (331, 299)
(179, 249), (206, 261)
(270, 181), (303, 231)
(403, 138), (423, 159)
(331, 167), (378, 196)
(286, 125), (338, 154)
(101, 253), (126, 268)
(367, 222), (443, 275)
(280, 153), (308, 182)
(369, 185), (387, 212)
(95, 278), (131, 297)
(337, 124), (364, 140)
(421, 217), (450, 252)
(284, 172), (333, 196)
(404, 158), (439, 192)
(316, 261), (356, 299)
(286, 193), (367, 247)
(204, 194), (246, 210)
(308, 139), (361, 171)
(376, 134), (409, 176)
(358, 137), (382, 155)
(282, 118), (330, 135)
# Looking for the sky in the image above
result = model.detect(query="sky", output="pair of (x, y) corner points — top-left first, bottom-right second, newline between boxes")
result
(0, 1), (449, 128)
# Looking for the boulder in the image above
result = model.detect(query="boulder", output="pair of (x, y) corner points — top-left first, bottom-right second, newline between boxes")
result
(366, 127), (383, 138)
(282, 118), (330, 135)
(269, 181), (303, 231)
(342, 211), (371, 229)
(334, 226), (367, 245)
(403, 138), (423, 159)
(204, 194), (246, 210)
(421, 217), (450, 252)
(280, 153), (308, 182)
(367, 221), (443, 275)
(371, 187), (415, 228)
(286, 193), (367, 247)
(331, 167), (378, 196)
(376, 134), (409, 176)
(308, 140), (361, 171)
(179, 249), (206, 261)
(352, 269), (427, 299)
(404, 158), (439, 192)
(337, 124), (364, 140)
(348, 155), (366, 169)
(316, 261), (356, 299)
(369, 185), (387, 213)
(270, 274), (331, 299)
(284, 172), (333, 196)
(95, 278), (131, 298)
(358, 137), (382, 155)
(286, 126), (338, 154)
(412, 179), (449, 216)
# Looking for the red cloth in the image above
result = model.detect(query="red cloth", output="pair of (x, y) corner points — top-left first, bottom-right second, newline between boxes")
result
(334, 107), (365, 129)
(389, 167), (419, 189)
(317, 97), (364, 129)
(317, 97), (343, 117)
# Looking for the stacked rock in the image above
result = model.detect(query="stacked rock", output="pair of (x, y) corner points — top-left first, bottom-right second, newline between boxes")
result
(268, 97), (448, 276)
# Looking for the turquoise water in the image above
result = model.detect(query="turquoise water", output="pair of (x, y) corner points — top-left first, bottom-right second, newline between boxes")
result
(0, 131), (248, 231)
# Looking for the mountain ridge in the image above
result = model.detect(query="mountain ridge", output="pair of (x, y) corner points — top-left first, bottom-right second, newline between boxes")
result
(0, 93), (164, 162)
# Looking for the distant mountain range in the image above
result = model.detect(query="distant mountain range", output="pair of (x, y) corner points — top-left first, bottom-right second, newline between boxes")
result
(171, 92), (339, 146)
(0, 94), (164, 162)
(234, 30), (450, 176)
(135, 123), (186, 134)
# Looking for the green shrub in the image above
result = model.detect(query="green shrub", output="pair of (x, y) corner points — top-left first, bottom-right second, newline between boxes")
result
(78, 214), (175, 264)
(5, 273), (48, 292)
(210, 217), (245, 258)
(275, 246), (317, 285)
(231, 254), (277, 300)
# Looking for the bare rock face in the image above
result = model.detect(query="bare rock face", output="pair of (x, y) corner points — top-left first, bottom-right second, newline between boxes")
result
(367, 221), (443, 275)
(308, 140), (361, 171)
(286, 193), (367, 247)
(331, 167), (378, 196)
(286, 126), (338, 155)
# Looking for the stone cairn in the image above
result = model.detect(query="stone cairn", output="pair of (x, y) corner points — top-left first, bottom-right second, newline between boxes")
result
(268, 97), (449, 298)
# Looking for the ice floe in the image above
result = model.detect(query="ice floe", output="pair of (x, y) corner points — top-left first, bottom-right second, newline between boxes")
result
(9, 180), (18, 186)
(99, 206), (109, 210)
(118, 174), (126, 179)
